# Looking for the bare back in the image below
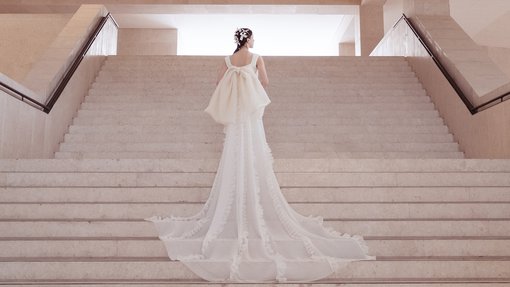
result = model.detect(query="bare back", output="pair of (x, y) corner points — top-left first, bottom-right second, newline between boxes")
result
(230, 51), (254, 67)
(216, 51), (269, 87)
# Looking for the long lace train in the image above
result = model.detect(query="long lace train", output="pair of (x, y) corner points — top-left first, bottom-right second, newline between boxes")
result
(145, 114), (374, 282)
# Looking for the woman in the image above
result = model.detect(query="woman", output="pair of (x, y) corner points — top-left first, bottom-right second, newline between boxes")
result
(146, 28), (374, 283)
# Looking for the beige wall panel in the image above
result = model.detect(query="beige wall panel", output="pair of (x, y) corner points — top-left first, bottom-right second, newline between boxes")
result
(0, 56), (108, 159)
(339, 43), (355, 56)
(403, 0), (449, 17)
(486, 47), (510, 79)
(0, 0), (362, 14)
(118, 28), (177, 55)
(383, 0), (403, 34)
(472, 11), (510, 49)
(0, 14), (71, 82)
(0, 5), (117, 158)
(373, 13), (510, 158)
(359, 2), (384, 56)
(408, 56), (510, 158)
(450, 0), (510, 44)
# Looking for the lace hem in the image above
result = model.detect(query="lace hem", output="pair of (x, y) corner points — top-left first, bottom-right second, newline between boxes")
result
(146, 116), (374, 282)
(250, 120), (287, 281)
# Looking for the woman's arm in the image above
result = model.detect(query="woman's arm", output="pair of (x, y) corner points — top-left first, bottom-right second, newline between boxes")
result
(215, 60), (228, 86)
(256, 56), (269, 88)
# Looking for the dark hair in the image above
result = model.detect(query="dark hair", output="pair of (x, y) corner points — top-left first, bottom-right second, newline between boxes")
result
(233, 28), (253, 54)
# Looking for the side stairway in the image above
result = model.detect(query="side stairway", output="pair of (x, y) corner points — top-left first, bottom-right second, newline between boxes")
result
(0, 56), (509, 286)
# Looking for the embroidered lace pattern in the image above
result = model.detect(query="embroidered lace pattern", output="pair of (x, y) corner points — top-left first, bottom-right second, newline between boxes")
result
(145, 54), (374, 282)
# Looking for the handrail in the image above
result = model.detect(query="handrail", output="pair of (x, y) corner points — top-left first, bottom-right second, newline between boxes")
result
(390, 14), (510, 115)
(0, 13), (118, 114)
(0, 77), (46, 111)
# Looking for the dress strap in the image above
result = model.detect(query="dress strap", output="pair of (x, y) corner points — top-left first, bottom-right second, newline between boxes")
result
(225, 56), (232, 68)
(251, 53), (259, 67)
(225, 54), (257, 68)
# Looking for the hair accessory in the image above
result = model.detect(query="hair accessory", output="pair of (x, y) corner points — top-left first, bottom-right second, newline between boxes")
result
(234, 28), (250, 46)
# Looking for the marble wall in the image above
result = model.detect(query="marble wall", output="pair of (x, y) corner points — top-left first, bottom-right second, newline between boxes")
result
(378, 0), (510, 108)
(450, 0), (510, 48)
(403, 0), (450, 16)
(469, 11), (510, 49)
(0, 0), (362, 14)
(339, 43), (355, 56)
(0, 14), (72, 82)
(413, 15), (510, 108)
(383, 0), (404, 34)
(486, 47), (510, 79)
(372, 15), (510, 158)
(408, 55), (510, 158)
(359, 0), (385, 56)
(23, 5), (117, 103)
(118, 28), (177, 55)
(0, 5), (118, 158)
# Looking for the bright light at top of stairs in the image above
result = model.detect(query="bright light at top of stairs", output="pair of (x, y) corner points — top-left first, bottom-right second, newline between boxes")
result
(117, 14), (345, 56)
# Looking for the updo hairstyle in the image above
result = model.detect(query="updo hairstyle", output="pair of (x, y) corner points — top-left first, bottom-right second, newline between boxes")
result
(233, 28), (253, 54)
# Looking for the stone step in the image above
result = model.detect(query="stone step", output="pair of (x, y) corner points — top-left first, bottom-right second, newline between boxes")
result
(1, 260), (509, 281)
(0, 220), (507, 237)
(106, 54), (406, 60)
(102, 60), (412, 67)
(89, 82), (423, 90)
(102, 62), (413, 70)
(2, 171), (508, 188)
(93, 74), (419, 82)
(54, 151), (465, 159)
(105, 55), (407, 63)
(64, 133), (454, 144)
(69, 115), (445, 126)
(100, 59), (412, 67)
(58, 142), (459, 153)
(0, 284), (505, 287)
(93, 76), (420, 84)
(71, 114), (442, 126)
(79, 102), (434, 112)
(0, 202), (507, 220)
(3, 159), (508, 173)
(99, 68), (410, 74)
(96, 71), (419, 80)
(95, 67), (417, 76)
(103, 59), (410, 67)
(76, 109), (440, 118)
(83, 94), (430, 104)
(99, 68), (414, 76)
(87, 88), (428, 97)
(1, 238), (508, 257)
(2, 186), (510, 203)
(67, 125), (450, 134)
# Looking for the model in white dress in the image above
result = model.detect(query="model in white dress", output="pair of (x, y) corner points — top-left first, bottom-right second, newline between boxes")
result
(145, 28), (374, 283)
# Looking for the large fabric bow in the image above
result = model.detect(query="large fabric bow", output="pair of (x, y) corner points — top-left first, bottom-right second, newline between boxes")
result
(205, 66), (270, 125)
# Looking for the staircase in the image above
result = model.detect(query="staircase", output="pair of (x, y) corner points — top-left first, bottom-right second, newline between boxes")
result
(57, 56), (462, 159)
(1, 55), (509, 286)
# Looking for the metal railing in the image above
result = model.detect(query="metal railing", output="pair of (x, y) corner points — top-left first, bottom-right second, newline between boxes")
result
(382, 14), (510, 115)
(0, 13), (118, 114)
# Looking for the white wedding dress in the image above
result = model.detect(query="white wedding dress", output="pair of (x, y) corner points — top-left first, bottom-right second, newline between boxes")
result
(145, 53), (374, 282)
